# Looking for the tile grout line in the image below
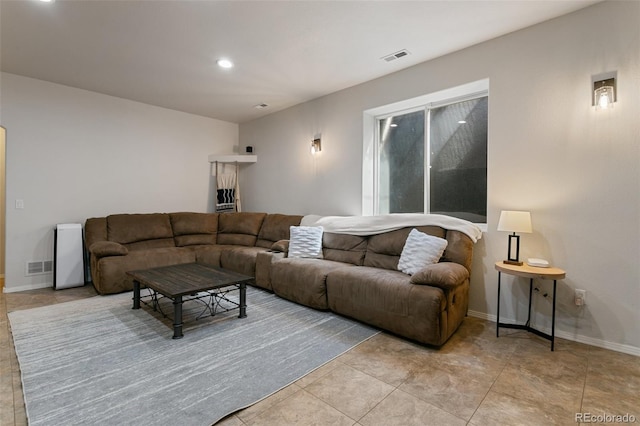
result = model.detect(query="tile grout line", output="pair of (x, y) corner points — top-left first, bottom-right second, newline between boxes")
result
(464, 337), (520, 425)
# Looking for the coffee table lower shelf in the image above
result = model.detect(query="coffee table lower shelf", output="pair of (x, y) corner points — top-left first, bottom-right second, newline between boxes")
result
(127, 263), (251, 339)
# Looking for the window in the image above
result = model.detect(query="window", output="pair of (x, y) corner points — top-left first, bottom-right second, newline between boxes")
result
(363, 80), (488, 224)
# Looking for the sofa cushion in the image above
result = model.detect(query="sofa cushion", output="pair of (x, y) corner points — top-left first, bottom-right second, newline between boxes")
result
(288, 226), (324, 259)
(256, 214), (303, 248)
(443, 230), (475, 273)
(326, 266), (446, 344)
(85, 217), (107, 248)
(220, 246), (268, 277)
(170, 212), (218, 246)
(217, 212), (267, 246)
(107, 213), (174, 245)
(194, 245), (224, 267)
(271, 258), (353, 310)
(364, 226), (446, 271)
(398, 229), (448, 275)
(322, 233), (367, 266)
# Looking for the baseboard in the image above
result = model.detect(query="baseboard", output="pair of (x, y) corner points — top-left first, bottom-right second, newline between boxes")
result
(3, 282), (52, 293)
(467, 310), (640, 357)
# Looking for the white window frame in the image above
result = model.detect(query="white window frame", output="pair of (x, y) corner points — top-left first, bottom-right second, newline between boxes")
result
(362, 79), (489, 224)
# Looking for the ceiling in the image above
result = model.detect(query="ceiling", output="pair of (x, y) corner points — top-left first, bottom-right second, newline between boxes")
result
(1, 0), (600, 124)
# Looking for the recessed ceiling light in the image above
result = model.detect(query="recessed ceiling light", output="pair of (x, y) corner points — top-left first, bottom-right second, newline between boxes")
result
(254, 103), (269, 109)
(217, 59), (234, 69)
(458, 120), (467, 124)
(390, 123), (398, 127)
(39, 0), (55, 3)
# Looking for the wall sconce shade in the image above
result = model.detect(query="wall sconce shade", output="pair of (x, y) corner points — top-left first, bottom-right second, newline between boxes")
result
(497, 210), (532, 266)
(311, 138), (321, 154)
(593, 77), (616, 109)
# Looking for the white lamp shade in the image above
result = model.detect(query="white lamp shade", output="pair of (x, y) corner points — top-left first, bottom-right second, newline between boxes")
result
(497, 211), (532, 233)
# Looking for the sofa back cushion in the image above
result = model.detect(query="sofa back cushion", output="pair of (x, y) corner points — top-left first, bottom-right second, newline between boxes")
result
(443, 230), (474, 272)
(322, 233), (368, 266)
(85, 217), (108, 249)
(217, 212), (267, 246)
(364, 226), (446, 271)
(256, 214), (303, 248)
(107, 213), (175, 251)
(170, 212), (218, 246)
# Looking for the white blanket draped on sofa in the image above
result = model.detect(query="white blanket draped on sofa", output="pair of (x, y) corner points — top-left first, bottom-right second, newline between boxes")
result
(301, 213), (483, 242)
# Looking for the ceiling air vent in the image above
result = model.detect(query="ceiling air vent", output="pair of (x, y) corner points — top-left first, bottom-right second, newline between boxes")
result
(382, 49), (411, 63)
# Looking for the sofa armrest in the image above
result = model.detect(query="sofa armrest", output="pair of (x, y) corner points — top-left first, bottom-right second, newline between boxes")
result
(410, 262), (469, 291)
(89, 241), (128, 259)
(271, 239), (290, 253)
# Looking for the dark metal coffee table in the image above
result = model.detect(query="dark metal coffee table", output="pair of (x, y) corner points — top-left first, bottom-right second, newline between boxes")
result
(127, 263), (252, 339)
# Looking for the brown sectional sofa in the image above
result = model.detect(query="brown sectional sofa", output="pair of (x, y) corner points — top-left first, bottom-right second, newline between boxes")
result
(84, 211), (475, 346)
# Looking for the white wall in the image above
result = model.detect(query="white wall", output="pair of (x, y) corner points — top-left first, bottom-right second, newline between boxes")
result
(240, 2), (640, 353)
(0, 73), (238, 292)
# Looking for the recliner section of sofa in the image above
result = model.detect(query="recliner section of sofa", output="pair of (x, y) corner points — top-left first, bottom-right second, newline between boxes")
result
(85, 211), (475, 346)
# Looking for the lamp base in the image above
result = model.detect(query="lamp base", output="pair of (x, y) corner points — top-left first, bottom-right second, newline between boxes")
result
(503, 259), (523, 266)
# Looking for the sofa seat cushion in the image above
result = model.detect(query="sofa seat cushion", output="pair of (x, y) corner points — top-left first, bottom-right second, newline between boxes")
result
(93, 247), (195, 295)
(220, 246), (269, 277)
(270, 259), (354, 310)
(326, 266), (446, 345)
(194, 245), (225, 268)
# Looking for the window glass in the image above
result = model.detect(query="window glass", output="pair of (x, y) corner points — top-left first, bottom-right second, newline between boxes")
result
(378, 110), (424, 214)
(429, 97), (487, 222)
(374, 95), (487, 222)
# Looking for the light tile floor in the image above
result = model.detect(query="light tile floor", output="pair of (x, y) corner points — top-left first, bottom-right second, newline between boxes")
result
(1, 286), (638, 426)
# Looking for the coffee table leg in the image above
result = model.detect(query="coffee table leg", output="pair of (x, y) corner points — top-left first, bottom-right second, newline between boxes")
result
(239, 282), (247, 318)
(173, 296), (183, 339)
(133, 280), (140, 310)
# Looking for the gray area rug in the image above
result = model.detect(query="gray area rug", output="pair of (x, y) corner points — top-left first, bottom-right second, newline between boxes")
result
(9, 286), (378, 426)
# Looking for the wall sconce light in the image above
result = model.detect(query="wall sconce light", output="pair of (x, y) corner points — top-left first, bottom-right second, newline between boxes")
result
(593, 77), (616, 109)
(497, 210), (532, 266)
(311, 138), (322, 154)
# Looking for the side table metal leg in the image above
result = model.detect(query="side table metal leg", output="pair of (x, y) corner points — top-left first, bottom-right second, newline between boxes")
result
(173, 296), (183, 339)
(239, 282), (247, 318)
(496, 271), (501, 338)
(551, 280), (557, 351)
(526, 278), (533, 326)
(133, 280), (140, 310)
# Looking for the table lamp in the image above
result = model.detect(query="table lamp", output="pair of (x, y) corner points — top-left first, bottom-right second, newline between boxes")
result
(497, 210), (532, 266)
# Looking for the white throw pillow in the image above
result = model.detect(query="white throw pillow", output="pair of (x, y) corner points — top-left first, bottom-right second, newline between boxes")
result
(288, 226), (324, 259)
(398, 229), (448, 275)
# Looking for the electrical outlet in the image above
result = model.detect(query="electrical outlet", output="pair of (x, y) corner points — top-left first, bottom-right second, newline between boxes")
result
(575, 289), (586, 306)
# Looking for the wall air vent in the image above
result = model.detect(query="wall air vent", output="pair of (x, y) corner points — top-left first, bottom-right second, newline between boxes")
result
(382, 49), (411, 62)
(26, 260), (53, 276)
